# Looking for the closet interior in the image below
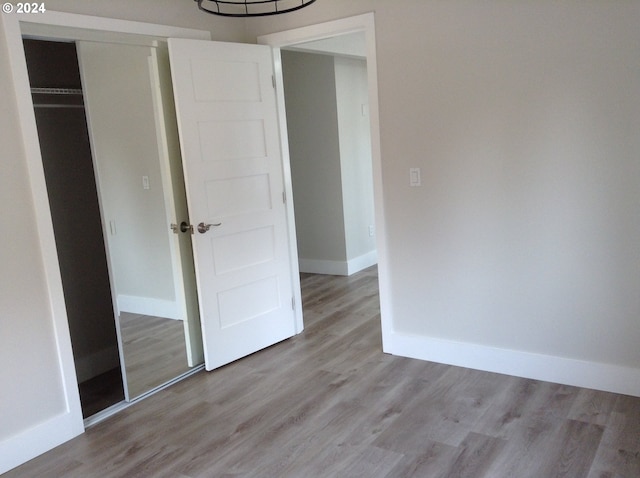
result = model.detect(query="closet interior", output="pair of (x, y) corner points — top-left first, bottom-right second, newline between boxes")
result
(23, 37), (203, 420)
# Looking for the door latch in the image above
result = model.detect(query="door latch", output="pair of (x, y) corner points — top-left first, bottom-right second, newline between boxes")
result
(170, 221), (193, 234)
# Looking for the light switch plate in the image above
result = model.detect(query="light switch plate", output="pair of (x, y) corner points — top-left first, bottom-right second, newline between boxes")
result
(410, 168), (421, 187)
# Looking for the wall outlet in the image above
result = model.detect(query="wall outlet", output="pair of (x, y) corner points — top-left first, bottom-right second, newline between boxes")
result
(142, 175), (150, 190)
(369, 225), (375, 237)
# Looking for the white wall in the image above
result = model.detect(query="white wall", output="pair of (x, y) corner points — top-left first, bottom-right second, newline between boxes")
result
(0, 20), (83, 474)
(0, 28), (69, 444)
(250, 0), (640, 394)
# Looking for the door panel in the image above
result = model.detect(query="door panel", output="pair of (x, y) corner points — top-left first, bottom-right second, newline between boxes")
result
(168, 38), (296, 371)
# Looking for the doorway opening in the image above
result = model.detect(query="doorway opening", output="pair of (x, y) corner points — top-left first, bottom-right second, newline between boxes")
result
(281, 34), (376, 277)
(259, 14), (388, 339)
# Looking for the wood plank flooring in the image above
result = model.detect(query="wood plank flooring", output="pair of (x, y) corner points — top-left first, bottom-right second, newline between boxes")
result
(5, 266), (640, 477)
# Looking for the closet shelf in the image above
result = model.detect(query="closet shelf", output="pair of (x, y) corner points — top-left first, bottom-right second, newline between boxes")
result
(31, 87), (84, 108)
(31, 87), (83, 96)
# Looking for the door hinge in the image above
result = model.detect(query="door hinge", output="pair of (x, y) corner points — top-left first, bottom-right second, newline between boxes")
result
(282, 190), (286, 204)
(272, 75), (276, 89)
(291, 296), (295, 310)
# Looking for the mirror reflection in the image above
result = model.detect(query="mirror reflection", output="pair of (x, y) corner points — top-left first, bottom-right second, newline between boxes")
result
(24, 36), (203, 416)
(119, 312), (191, 398)
(78, 40), (203, 401)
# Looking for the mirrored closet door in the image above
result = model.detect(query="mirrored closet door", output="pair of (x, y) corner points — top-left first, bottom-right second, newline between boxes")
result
(23, 36), (204, 418)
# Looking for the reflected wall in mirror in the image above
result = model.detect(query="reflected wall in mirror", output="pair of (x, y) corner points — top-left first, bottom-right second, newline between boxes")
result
(77, 40), (204, 400)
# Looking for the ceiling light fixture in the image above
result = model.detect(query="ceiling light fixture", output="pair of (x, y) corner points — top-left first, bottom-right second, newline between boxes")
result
(196, 0), (317, 17)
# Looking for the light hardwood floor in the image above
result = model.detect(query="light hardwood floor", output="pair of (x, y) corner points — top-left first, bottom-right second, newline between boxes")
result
(5, 266), (640, 477)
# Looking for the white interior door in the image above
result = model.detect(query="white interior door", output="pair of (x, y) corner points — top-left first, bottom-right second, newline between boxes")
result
(168, 38), (297, 371)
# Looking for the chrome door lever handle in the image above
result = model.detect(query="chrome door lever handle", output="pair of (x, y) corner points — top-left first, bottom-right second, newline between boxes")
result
(197, 222), (222, 234)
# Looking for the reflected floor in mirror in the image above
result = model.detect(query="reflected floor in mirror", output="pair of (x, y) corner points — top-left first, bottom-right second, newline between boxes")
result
(119, 313), (193, 399)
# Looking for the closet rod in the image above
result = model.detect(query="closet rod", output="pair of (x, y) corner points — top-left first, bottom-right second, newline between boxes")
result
(31, 87), (83, 96)
(33, 104), (85, 109)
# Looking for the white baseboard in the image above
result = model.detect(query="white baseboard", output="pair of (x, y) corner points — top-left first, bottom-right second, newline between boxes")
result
(75, 346), (120, 383)
(299, 250), (378, 276)
(117, 294), (180, 320)
(347, 250), (378, 275)
(0, 410), (83, 474)
(385, 331), (640, 397)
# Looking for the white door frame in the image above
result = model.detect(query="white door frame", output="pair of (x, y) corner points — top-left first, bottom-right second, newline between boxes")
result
(258, 13), (393, 345)
(0, 11), (209, 473)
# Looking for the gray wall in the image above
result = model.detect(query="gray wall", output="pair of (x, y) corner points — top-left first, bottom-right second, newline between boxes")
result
(3, 0), (640, 470)
(250, 0), (640, 371)
(282, 51), (347, 269)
